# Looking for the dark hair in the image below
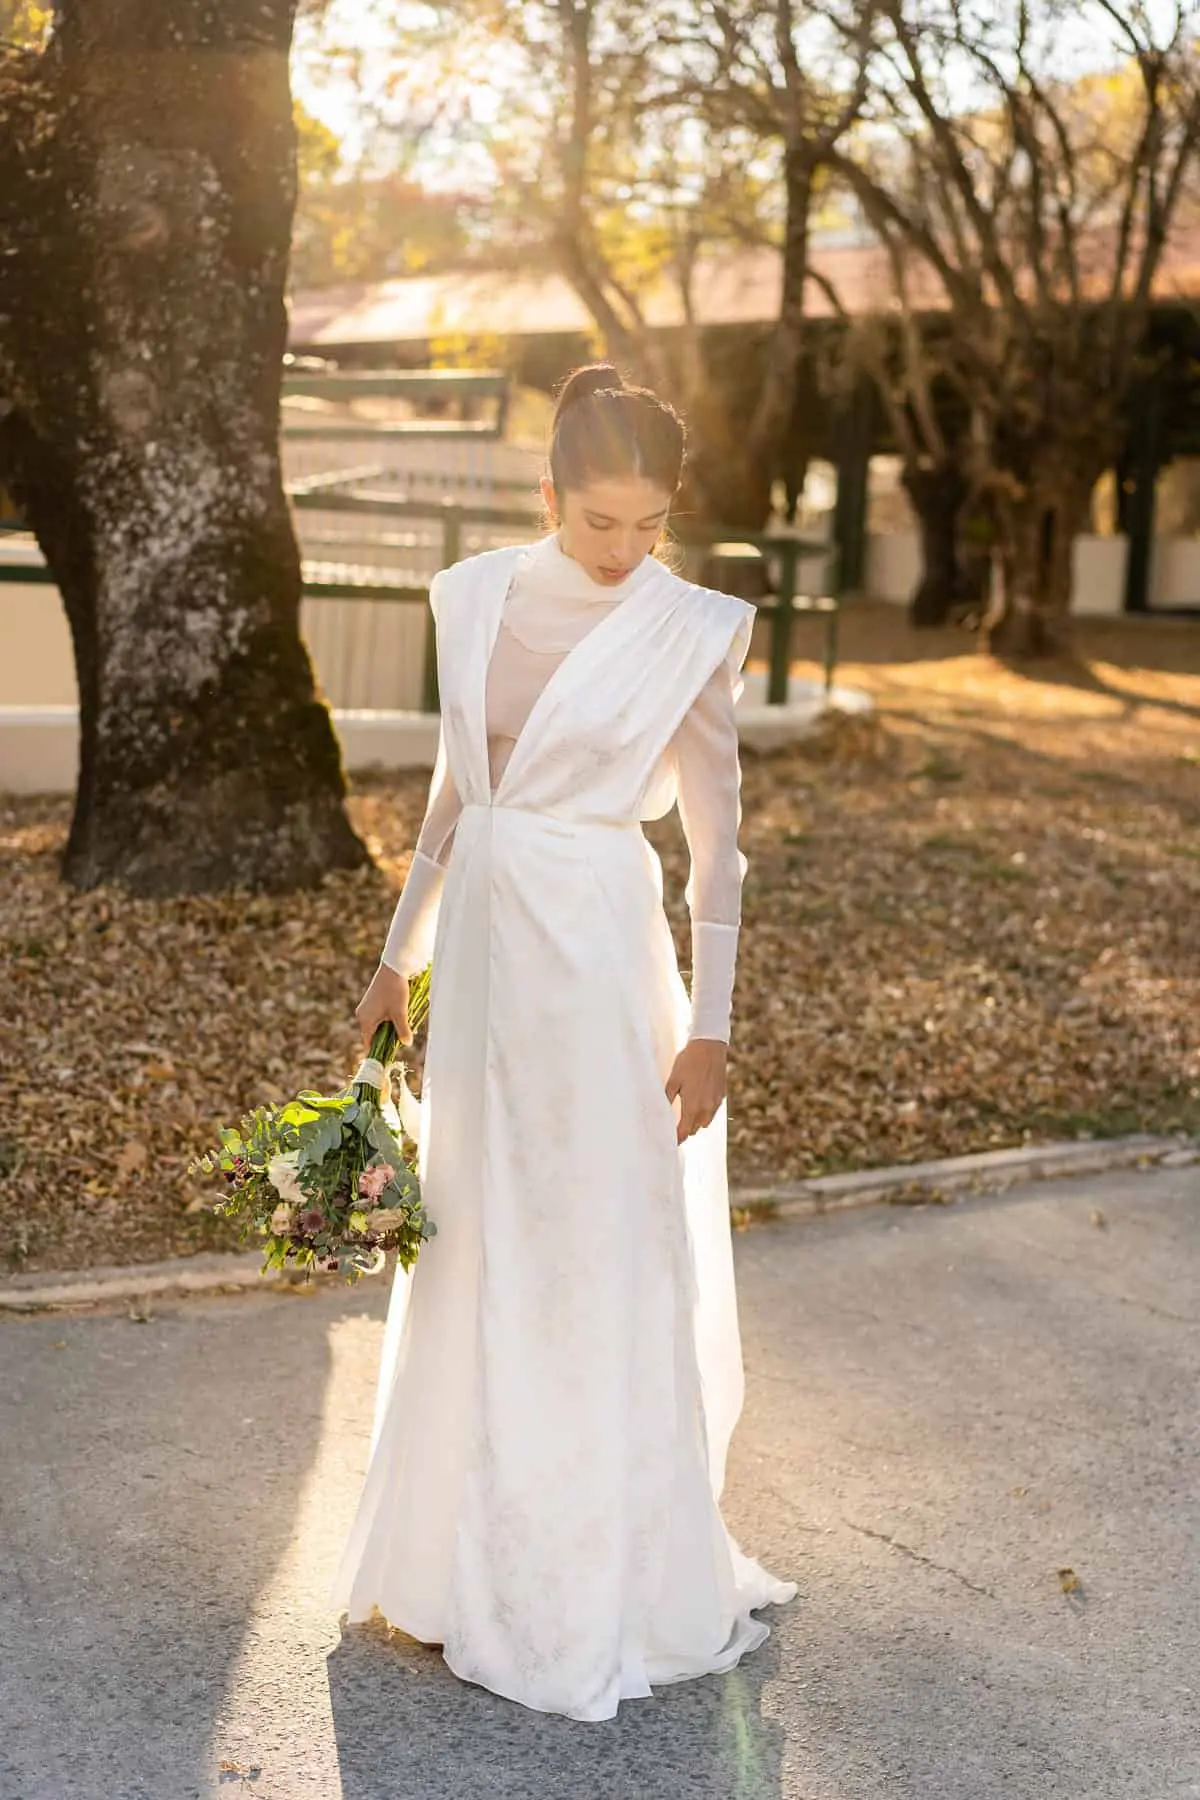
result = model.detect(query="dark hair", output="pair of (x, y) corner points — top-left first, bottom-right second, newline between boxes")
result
(548, 363), (686, 495)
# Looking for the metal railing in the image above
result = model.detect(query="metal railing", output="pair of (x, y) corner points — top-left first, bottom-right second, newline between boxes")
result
(281, 367), (511, 441)
(287, 489), (839, 707)
(0, 500), (839, 711)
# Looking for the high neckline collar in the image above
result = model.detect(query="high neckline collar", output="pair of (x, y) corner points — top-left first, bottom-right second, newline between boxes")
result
(518, 530), (653, 603)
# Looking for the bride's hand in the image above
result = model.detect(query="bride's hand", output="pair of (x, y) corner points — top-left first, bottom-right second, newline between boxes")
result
(665, 1040), (728, 1144)
(356, 965), (414, 1048)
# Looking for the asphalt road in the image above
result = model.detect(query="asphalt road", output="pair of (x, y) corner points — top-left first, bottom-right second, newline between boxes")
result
(1, 1162), (1197, 1800)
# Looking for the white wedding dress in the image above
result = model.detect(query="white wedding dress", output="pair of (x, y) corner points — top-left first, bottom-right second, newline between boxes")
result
(330, 533), (796, 1721)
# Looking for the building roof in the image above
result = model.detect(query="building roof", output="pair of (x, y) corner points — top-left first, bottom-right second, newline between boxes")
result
(287, 225), (1200, 350)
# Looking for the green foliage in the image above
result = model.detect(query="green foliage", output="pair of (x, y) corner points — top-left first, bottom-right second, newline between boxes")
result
(188, 993), (435, 1281)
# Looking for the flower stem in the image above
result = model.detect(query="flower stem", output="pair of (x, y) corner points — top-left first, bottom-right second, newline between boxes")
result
(409, 966), (431, 1034)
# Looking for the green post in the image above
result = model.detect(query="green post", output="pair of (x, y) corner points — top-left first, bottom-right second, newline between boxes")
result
(421, 504), (463, 713)
(420, 619), (440, 713)
(767, 540), (798, 706)
(1121, 374), (1162, 615)
(832, 374), (873, 594)
(442, 504), (462, 572)
(824, 602), (839, 696)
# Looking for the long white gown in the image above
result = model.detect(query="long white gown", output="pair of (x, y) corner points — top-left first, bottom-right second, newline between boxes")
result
(330, 533), (796, 1722)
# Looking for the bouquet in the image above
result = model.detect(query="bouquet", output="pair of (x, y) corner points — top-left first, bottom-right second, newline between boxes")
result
(189, 973), (434, 1282)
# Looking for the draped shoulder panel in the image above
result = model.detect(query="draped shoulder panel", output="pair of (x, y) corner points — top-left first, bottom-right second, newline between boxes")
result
(666, 576), (755, 690)
(433, 545), (526, 618)
(432, 546), (528, 805)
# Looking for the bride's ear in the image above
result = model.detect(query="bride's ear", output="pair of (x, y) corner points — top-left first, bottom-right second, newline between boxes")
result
(539, 475), (559, 524)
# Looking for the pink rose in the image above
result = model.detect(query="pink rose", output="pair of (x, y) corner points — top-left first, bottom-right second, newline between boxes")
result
(358, 1162), (394, 1203)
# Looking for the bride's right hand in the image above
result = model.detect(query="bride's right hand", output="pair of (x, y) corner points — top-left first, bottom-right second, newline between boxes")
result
(356, 965), (414, 1048)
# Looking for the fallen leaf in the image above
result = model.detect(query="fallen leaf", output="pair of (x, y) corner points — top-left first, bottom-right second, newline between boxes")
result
(3, 605), (1198, 1275)
(116, 1139), (149, 1179)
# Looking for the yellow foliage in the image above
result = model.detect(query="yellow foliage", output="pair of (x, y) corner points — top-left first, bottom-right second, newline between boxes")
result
(0, 1), (52, 46)
(427, 330), (508, 370)
(293, 99), (342, 184)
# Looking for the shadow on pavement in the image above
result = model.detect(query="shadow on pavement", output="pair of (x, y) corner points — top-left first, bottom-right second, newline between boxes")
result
(327, 1619), (790, 1800)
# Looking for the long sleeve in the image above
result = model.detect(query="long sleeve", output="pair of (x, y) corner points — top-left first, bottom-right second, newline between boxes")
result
(378, 717), (463, 976)
(379, 573), (462, 977)
(672, 654), (747, 1043)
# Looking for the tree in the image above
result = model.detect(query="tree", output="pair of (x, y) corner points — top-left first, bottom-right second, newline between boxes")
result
(832, 0), (1200, 655)
(0, 0), (367, 893)
(678, 0), (874, 521)
(807, 229), (993, 626)
(290, 101), (474, 289)
(338, 0), (873, 527)
(292, 167), (475, 289)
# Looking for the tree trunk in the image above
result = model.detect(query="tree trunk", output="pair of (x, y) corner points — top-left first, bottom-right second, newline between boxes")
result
(0, 4), (367, 895)
(680, 383), (774, 529)
(740, 153), (815, 527)
(982, 467), (1096, 659)
(901, 460), (969, 628)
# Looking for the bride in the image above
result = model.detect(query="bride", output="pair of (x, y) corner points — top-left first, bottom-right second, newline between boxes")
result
(331, 363), (796, 1722)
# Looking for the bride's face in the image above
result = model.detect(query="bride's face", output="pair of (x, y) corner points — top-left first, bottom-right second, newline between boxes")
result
(542, 474), (672, 587)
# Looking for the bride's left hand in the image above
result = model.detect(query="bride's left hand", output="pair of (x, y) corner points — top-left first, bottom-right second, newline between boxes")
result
(665, 1039), (728, 1144)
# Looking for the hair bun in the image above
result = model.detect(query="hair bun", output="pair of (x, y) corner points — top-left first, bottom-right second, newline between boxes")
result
(552, 362), (624, 428)
(547, 362), (686, 497)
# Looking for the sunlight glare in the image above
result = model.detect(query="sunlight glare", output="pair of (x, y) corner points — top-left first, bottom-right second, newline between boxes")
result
(205, 1310), (383, 1794)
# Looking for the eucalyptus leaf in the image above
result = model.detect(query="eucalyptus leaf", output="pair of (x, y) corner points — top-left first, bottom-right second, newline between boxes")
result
(367, 1117), (403, 1161)
(295, 1090), (355, 1114)
(296, 1112), (342, 1165)
(382, 1174), (420, 1209)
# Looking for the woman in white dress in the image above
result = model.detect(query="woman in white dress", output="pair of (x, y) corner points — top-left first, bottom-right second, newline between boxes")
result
(332, 364), (796, 1722)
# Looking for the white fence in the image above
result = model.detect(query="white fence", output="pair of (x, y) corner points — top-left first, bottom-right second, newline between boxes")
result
(4, 525), (1195, 716)
(2, 521), (1195, 796)
(0, 543), (433, 714)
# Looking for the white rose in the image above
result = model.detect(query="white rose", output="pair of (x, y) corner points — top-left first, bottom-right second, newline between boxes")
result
(267, 1150), (304, 1205)
(270, 1202), (295, 1234)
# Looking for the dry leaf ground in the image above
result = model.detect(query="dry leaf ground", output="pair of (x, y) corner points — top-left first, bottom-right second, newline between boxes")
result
(2, 603), (1197, 1274)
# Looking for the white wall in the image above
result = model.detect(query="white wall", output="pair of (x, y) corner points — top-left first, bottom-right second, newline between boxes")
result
(5, 526), (1195, 711)
(0, 676), (870, 796)
(863, 529), (1199, 614)
(0, 549), (431, 713)
(863, 532), (923, 605)
(3, 526), (1195, 793)
(1072, 536), (1127, 616)
(1152, 535), (1200, 608)
(1, 581), (78, 705)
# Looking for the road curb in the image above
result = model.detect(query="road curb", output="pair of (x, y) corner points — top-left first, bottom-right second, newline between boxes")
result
(733, 1132), (1198, 1222)
(0, 1248), (282, 1312)
(2, 1133), (1195, 1313)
